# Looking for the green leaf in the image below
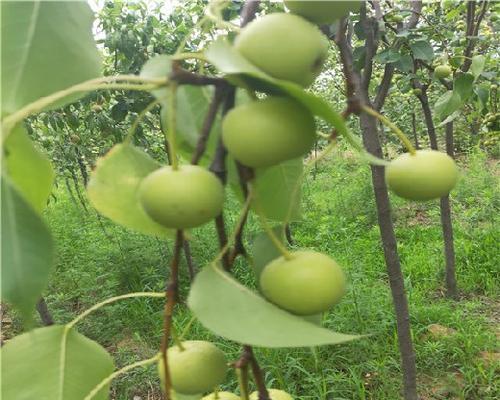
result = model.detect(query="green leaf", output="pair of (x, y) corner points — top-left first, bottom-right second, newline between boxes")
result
(188, 264), (361, 348)
(173, 394), (202, 400)
(1, 325), (114, 400)
(1, 1), (101, 114)
(87, 144), (171, 237)
(374, 49), (401, 64)
(394, 54), (413, 73)
(470, 55), (485, 78)
(161, 86), (221, 166)
(253, 159), (303, 221)
(437, 111), (460, 127)
(3, 124), (54, 213)
(453, 73), (474, 101)
(434, 91), (463, 121)
(474, 85), (489, 111)
(205, 38), (387, 167)
(140, 54), (173, 103)
(410, 40), (434, 62)
(251, 228), (285, 279)
(1, 177), (54, 319)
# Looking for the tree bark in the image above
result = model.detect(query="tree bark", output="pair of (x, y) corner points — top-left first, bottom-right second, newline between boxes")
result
(360, 113), (418, 400)
(417, 90), (438, 150)
(417, 92), (458, 299)
(36, 297), (54, 326)
(442, 122), (457, 298)
(411, 112), (420, 150)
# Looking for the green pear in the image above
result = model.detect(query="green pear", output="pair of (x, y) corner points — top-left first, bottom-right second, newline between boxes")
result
(284, 0), (361, 24)
(249, 388), (294, 399)
(434, 65), (452, 79)
(139, 165), (224, 229)
(222, 96), (316, 168)
(234, 13), (328, 87)
(385, 150), (459, 201)
(202, 392), (240, 400)
(260, 251), (346, 315)
(158, 341), (228, 395)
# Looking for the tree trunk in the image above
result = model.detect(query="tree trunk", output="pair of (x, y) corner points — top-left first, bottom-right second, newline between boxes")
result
(360, 113), (418, 400)
(442, 122), (457, 298)
(419, 95), (458, 299)
(36, 297), (54, 326)
(411, 112), (420, 150)
(417, 90), (438, 150)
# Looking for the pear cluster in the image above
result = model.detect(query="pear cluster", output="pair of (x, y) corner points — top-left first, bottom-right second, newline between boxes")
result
(149, 1), (363, 397)
(223, 4), (355, 318)
(223, 1), (361, 169)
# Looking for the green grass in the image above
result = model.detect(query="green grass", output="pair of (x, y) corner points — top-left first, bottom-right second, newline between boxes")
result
(13, 149), (499, 399)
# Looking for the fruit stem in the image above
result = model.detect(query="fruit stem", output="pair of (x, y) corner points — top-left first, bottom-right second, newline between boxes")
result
(251, 185), (293, 261)
(236, 367), (250, 400)
(282, 140), (339, 238)
(171, 52), (208, 62)
(66, 292), (165, 329)
(160, 230), (184, 399)
(1, 75), (167, 142)
(170, 325), (186, 351)
(361, 105), (417, 155)
(178, 315), (196, 342)
(83, 353), (161, 400)
(213, 185), (254, 265)
(124, 99), (160, 145)
(166, 82), (180, 170)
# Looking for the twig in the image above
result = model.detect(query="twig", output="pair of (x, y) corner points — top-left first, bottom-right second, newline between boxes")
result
(183, 239), (196, 281)
(215, 213), (230, 270)
(191, 84), (228, 164)
(240, 1), (261, 27)
(170, 62), (225, 87)
(160, 230), (184, 399)
(36, 297), (54, 326)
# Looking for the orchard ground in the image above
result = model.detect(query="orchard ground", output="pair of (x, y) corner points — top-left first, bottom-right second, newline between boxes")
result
(3, 148), (498, 399)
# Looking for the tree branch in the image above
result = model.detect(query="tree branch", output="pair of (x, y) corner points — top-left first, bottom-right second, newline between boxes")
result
(170, 63), (225, 87)
(373, 1), (423, 110)
(160, 230), (184, 399)
(191, 84), (228, 164)
(240, 0), (260, 27)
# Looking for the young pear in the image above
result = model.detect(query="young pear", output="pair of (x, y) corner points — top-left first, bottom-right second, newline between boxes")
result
(249, 389), (294, 399)
(284, 1), (361, 24)
(222, 97), (316, 168)
(202, 392), (240, 400)
(139, 165), (224, 229)
(260, 251), (346, 315)
(234, 13), (328, 87)
(385, 150), (459, 201)
(434, 65), (452, 79)
(158, 341), (228, 395)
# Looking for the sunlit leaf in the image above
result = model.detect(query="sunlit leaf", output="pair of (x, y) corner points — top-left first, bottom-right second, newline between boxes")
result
(251, 228), (284, 279)
(3, 124), (54, 213)
(470, 55), (485, 78)
(434, 90), (462, 121)
(409, 40), (434, 62)
(1, 1), (101, 114)
(453, 73), (474, 101)
(188, 264), (361, 348)
(140, 54), (173, 103)
(253, 159), (303, 221)
(87, 144), (171, 237)
(1, 177), (54, 320)
(1, 325), (114, 400)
